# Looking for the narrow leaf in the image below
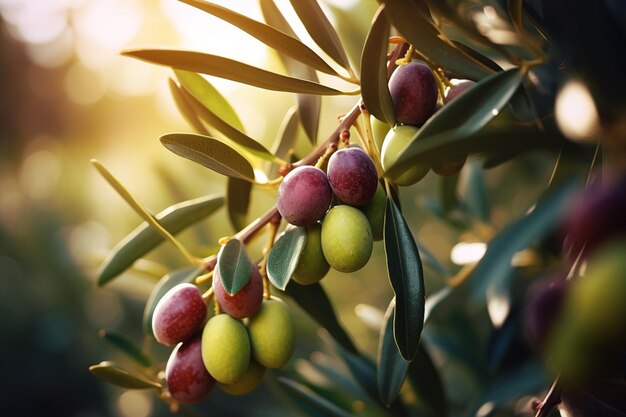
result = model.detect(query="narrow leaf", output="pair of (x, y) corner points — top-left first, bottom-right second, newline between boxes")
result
(123, 49), (350, 95)
(462, 160), (490, 223)
(217, 239), (253, 295)
(168, 78), (210, 135)
(288, 0), (352, 70)
(160, 133), (255, 182)
(179, 0), (340, 78)
(452, 41), (503, 73)
(360, 5), (395, 125)
(277, 377), (354, 417)
(98, 195), (223, 286)
(226, 178), (252, 232)
(272, 106), (300, 162)
(143, 267), (201, 336)
(267, 227), (306, 291)
(465, 179), (581, 311)
(100, 330), (152, 368)
(89, 361), (161, 389)
(176, 77), (278, 163)
(384, 198), (425, 361)
(381, 0), (494, 80)
(387, 68), (524, 176)
(406, 343), (448, 417)
(378, 299), (409, 406)
(175, 70), (244, 131)
(508, 0), (524, 33)
(285, 281), (358, 354)
(259, 0), (320, 144)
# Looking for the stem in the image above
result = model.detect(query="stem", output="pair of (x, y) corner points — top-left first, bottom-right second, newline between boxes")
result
(533, 377), (561, 417)
(201, 287), (214, 302)
(260, 212), (281, 300)
(195, 271), (213, 285)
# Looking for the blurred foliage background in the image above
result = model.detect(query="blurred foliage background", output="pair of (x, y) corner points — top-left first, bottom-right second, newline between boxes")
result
(0, 1), (567, 416)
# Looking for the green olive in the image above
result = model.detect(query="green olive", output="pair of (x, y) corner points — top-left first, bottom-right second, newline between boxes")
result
(201, 314), (250, 384)
(248, 299), (295, 368)
(321, 205), (373, 272)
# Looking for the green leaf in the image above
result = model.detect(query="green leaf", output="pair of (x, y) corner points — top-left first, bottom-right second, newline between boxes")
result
(384, 198), (425, 361)
(217, 239), (253, 296)
(387, 68), (525, 176)
(381, 0), (494, 80)
(168, 78), (210, 136)
(285, 281), (358, 354)
(288, 0), (352, 71)
(406, 343), (448, 417)
(100, 330), (152, 368)
(226, 178), (252, 232)
(89, 361), (161, 389)
(271, 106), (300, 162)
(464, 179), (581, 321)
(277, 377), (354, 417)
(452, 41), (503, 73)
(123, 49), (351, 95)
(179, 0), (341, 78)
(462, 160), (490, 223)
(175, 70), (244, 131)
(143, 267), (201, 336)
(160, 133), (255, 182)
(259, 0), (320, 144)
(98, 195), (223, 286)
(360, 5), (395, 125)
(377, 299), (409, 407)
(267, 227), (306, 291)
(175, 75), (278, 163)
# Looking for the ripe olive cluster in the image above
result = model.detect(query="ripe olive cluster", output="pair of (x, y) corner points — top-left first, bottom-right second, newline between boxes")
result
(373, 60), (476, 185)
(522, 174), (626, 381)
(151, 263), (295, 403)
(277, 147), (385, 278)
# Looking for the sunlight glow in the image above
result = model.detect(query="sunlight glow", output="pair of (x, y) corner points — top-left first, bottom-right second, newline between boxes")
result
(450, 242), (487, 265)
(555, 79), (600, 141)
(115, 391), (152, 417)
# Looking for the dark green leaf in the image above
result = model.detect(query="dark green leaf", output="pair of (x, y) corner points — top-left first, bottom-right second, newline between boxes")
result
(440, 173), (459, 215)
(123, 49), (350, 95)
(277, 377), (354, 417)
(143, 267), (201, 335)
(259, 0), (320, 144)
(452, 41), (503, 73)
(288, 0), (352, 71)
(462, 160), (490, 223)
(175, 75), (278, 163)
(217, 239), (253, 296)
(226, 178), (252, 232)
(407, 343), (448, 417)
(387, 68), (524, 176)
(175, 70), (244, 131)
(285, 281), (358, 354)
(179, 0), (340, 78)
(465, 179), (581, 316)
(377, 299), (409, 406)
(424, 286), (452, 324)
(168, 78), (210, 135)
(416, 238), (449, 277)
(381, 0), (494, 80)
(384, 198), (425, 361)
(360, 5), (395, 125)
(98, 195), (223, 286)
(89, 361), (161, 389)
(267, 227), (306, 291)
(160, 133), (255, 182)
(100, 330), (152, 368)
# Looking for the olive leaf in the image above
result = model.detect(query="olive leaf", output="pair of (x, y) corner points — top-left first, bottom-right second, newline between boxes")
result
(175, 72), (278, 163)
(377, 298), (409, 406)
(100, 330), (152, 368)
(160, 133), (255, 182)
(288, 0), (352, 71)
(407, 343), (448, 417)
(226, 178), (252, 232)
(217, 238), (253, 296)
(123, 49), (351, 95)
(143, 267), (202, 336)
(267, 227), (306, 291)
(381, 0), (494, 80)
(89, 361), (161, 389)
(387, 68), (524, 177)
(168, 78), (210, 135)
(179, 0), (341, 78)
(260, 0), (320, 144)
(277, 377), (354, 417)
(384, 198), (425, 361)
(360, 4), (395, 125)
(98, 194), (223, 286)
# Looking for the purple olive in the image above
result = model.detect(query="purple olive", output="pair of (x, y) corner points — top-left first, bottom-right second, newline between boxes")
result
(152, 283), (207, 346)
(327, 147), (378, 206)
(165, 335), (215, 403)
(388, 61), (438, 126)
(277, 166), (332, 226)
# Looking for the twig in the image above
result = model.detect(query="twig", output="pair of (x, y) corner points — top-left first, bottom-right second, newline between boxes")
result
(533, 377), (561, 417)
